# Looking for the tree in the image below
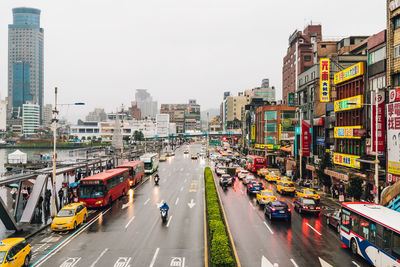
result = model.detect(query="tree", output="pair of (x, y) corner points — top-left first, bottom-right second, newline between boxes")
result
(133, 131), (144, 141)
(316, 152), (333, 190)
(347, 177), (363, 200)
(123, 135), (130, 142)
(81, 136), (86, 141)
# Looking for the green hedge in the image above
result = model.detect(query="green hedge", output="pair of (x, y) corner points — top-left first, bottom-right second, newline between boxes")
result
(204, 167), (235, 267)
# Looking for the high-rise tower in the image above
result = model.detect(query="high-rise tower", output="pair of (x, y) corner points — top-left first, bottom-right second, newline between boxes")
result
(8, 7), (44, 120)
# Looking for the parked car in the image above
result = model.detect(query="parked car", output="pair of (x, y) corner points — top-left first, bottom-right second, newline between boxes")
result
(243, 174), (256, 185)
(264, 201), (291, 221)
(238, 170), (249, 180)
(293, 197), (321, 215)
(219, 174), (234, 186)
(256, 189), (277, 205)
(247, 181), (264, 194)
(325, 210), (341, 233)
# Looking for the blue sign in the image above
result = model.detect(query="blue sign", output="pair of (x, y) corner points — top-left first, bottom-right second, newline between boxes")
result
(316, 137), (325, 146)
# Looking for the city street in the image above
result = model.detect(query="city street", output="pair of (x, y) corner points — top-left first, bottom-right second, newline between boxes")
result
(28, 144), (205, 267)
(212, 167), (371, 267)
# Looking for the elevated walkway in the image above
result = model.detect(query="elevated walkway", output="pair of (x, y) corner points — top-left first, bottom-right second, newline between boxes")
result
(381, 181), (400, 212)
(0, 195), (20, 231)
(20, 175), (48, 223)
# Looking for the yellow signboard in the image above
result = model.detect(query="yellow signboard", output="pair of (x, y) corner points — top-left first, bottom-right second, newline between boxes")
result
(333, 153), (360, 169)
(320, 58), (330, 102)
(388, 161), (400, 175)
(278, 124), (282, 142)
(251, 125), (256, 141)
(334, 126), (362, 139)
(334, 62), (364, 85)
(334, 95), (363, 112)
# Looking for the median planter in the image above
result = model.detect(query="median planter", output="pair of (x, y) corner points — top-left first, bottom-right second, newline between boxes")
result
(204, 167), (236, 267)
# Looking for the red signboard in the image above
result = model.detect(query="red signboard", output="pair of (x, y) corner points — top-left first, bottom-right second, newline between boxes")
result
(372, 91), (385, 153)
(389, 88), (400, 103)
(388, 173), (400, 184)
(301, 120), (311, 157)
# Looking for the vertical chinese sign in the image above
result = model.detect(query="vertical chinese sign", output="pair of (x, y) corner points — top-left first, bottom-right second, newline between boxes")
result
(387, 101), (400, 177)
(372, 91), (385, 153)
(301, 120), (311, 157)
(320, 58), (330, 102)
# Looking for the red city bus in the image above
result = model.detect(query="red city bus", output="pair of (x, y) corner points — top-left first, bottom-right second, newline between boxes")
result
(246, 155), (267, 173)
(116, 161), (145, 187)
(79, 168), (130, 208)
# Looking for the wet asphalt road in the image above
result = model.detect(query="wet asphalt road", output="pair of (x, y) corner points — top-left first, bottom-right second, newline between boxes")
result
(212, 165), (371, 267)
(29, 144), (205, 267)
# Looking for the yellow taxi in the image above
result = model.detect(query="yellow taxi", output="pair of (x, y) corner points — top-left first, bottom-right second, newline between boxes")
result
(0, 238), (31, 267)
(276, 176), (292, 184)
(265, 172), (280, 183)
(184, 149), (189, 154)
(256, 190), (277, 205)
(296, 188), (320, 202)
(160, 154), (167, 161)
(233, 152), (240, 157)
(51, 202), (87, 231)
(257, 168), (270, 177)
(191, 154), (198, 159)
(276, 181), (296, 195)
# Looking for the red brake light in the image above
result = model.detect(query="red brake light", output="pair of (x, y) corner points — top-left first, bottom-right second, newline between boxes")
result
(287, 208), (291, 212)
(316, 207), (321, 210)
(271, 208), (276, 212)
(304, 206), (308, 209)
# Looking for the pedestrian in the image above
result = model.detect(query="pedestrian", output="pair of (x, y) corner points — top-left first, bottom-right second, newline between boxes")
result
(27, 186), (32, 195)
(58, 188), (64, 210)
(45, 189), (51, 214)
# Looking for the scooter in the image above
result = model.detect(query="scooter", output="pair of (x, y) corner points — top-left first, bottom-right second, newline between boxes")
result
(160, 209), (168, 223)
(154, 176), (159, 186)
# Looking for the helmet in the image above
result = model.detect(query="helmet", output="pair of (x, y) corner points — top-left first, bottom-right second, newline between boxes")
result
(164, 201), (167, 205)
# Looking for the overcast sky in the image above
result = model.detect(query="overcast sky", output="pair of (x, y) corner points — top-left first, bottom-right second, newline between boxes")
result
(0, 0), (385, 123)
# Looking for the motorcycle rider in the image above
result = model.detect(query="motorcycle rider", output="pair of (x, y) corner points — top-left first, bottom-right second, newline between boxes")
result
(154, 174), (160, 184)
(160, 201), (169, 216)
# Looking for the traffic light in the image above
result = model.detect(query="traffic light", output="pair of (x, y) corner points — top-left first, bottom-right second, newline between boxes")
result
(222, 136), (227, 141)
(234, 137), (238, 141)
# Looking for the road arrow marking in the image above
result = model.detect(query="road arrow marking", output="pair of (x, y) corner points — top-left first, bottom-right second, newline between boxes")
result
(261, 256), (277, 267)
(319, 257), (333, 267)
(188, 199), (196, 209)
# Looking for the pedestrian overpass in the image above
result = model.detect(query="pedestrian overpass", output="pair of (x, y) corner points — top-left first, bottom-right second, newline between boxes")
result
(381, 180), (400, 212)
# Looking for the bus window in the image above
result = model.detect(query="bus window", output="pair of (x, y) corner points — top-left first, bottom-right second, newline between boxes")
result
(369, 223), (376, 244)
(351, 213), (360, 234)
(382, 228), (392, 253)
(392, 232), (400, 259)
(360, 219), (369, 240)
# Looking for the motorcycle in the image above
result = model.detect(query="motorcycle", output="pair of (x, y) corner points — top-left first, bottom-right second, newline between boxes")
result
(154, 176), (159, 185)
(160, 208), (168, 223)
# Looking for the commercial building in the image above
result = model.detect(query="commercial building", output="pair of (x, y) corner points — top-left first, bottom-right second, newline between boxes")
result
(85, 108), (107, 122)
(128, 101), (141, 119)
(223, 93), (247, 129)
(41, 104), (52, 127)
(0, 98), (7, 132)
(135, 89), (158, 119)
(22, 103), (40, 136)
(387, 1), (400, 185)
(160, 100), (201, 133)
(282, 24), (321, 105)
(8, 8), (44, 120)
(156, 114), (170, 137)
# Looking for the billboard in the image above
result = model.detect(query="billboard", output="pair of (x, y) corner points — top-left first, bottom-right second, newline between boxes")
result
(372, 91), (385, 153)
(288, 92), (295, 107)
(334, 95), (363, 112)
(334, 62), (364, 85)
(301, 120), (311, 157)
(320, 58), (330, 102)
(334, 126), (362, 139)
(389, 88), (400, 103)
(251, 125), (256, 142)
(387, 102), (400, 175)
(333, 153), (360, 169)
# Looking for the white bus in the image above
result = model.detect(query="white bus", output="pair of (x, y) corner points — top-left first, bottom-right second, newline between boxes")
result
(140, 153), (159, 174)
(340, 202), (400, 266)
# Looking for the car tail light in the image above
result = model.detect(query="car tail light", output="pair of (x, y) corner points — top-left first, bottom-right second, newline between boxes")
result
(316, 207), (321, 210)
(287, 208), (291, 212)
(304, 206), (308, 209)
(271, 208), (276, 212)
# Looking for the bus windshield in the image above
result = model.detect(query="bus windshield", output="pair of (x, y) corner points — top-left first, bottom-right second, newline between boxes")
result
(80, 185), (106, 198)
(144, 162), (152, 170)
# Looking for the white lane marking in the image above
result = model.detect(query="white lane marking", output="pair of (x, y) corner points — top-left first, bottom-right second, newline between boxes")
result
(144, 198), (150, 205)
(290, 259), (299, 267)
(175, 197), (179, 205)
(188, 199), (196, 209)
(149, 248), (160, 267)
(90, 248), (109, 267)
(166, 215), (173, 227)
(249, 201), (255, 210)
(157, 200), (164, 208)
(32, 208), (111, 267)
(261, 255), (275, 267)
(60, 257), (81, 267)
(263, 221), (274, 234)
(125, 216), (135, 229)
(352, 261), (360, 267)
(33, 243), (47, 252)
(122, 202), (130, 209)
(319, 257), (333, 267)
(180, 186), (184, 191)
(306, 223), (322, 236)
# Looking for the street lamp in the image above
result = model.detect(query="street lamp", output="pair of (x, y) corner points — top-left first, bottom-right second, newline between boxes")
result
(51, 87), (85, 216)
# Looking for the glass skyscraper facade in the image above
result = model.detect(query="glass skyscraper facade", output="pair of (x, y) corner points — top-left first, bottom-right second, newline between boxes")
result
(8, 7), (44, 120)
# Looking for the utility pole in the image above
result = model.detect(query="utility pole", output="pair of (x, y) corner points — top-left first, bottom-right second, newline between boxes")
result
(299, 110), (303, 180)
(51, 87), (59, 217)
(374, 87), (379, 204)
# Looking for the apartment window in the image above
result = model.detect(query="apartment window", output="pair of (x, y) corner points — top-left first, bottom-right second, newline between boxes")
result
(321, 44), (326, 48)
(394, 45), (400, 58)
(264, 123), (277, 132)
(311, 71), (315, 80)
(369, 46), (386, 65)
(305, 75), (309, 83)
(394, 16), (400, 29)
(369, 76), (386, 91)
(393, 73), (400, 87)
(304, 55), (312, 62)
(264, 111), (277, 120)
